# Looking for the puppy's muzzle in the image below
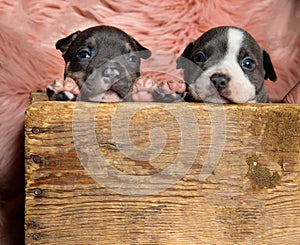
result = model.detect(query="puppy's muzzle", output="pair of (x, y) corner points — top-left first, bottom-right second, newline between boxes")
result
(210, 73), (230, 91)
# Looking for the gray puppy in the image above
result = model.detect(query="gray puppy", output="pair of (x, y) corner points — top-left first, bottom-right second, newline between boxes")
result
(47, 25), (151, 102)
(177, 26), (277, 103)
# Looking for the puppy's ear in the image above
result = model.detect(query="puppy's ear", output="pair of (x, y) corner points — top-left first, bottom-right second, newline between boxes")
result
(131, 38), (152, 59)
(56, 31), (81, 55)
(176, 41), (194, 69)
(263, 50), (277, 82)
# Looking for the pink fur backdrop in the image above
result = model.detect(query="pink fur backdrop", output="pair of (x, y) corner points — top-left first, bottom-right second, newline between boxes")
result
(0, 0), (299, 244)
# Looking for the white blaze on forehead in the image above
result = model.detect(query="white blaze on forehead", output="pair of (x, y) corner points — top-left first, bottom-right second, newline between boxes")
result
(227, 28), (244, 58)
(214, 27), (255, 103)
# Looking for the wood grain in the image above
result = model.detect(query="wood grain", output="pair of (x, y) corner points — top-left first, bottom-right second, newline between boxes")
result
(25, 93), (300, 244)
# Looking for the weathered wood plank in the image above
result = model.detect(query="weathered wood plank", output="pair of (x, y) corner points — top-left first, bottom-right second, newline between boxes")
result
(30, 91), (49, 103)
(25, 94), (300, 244)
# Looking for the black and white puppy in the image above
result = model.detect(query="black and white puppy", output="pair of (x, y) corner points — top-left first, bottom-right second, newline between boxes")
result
(177, 26), (277, 103)
(47, 25), (151, 102)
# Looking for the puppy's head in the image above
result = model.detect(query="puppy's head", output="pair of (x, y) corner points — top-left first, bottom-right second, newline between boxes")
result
(177, 26), (277, 103)
(56, 25), (152, 102)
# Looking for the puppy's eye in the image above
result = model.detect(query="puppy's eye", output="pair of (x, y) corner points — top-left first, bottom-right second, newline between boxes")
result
(241, 57), (256, 71)
(193, 51), (206, 63)
(128, 55), (138, 63)
(77, 49), (91, 60)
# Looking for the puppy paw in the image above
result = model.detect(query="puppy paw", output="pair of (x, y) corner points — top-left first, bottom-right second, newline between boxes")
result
(131, 76), (156, 102)
(47, 77), (80, 101)
(154, 80), (186, 102)
(131, 77), (186, 102)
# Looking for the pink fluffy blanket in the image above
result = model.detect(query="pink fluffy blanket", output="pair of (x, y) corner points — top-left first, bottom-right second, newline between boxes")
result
(0, 0), (299, 244)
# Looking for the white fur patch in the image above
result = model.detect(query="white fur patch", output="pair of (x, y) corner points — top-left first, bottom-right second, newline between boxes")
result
(224, 28), (256, 103)
(227, 28), (243, 57)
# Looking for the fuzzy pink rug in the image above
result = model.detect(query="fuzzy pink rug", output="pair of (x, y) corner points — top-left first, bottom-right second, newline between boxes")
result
(0, 0), (299, 244)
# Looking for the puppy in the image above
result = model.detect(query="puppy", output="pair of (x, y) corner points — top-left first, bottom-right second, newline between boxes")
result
(47, 25), (152, 102)
(176, 26), (277, 103)
(48, 25), (186, 102)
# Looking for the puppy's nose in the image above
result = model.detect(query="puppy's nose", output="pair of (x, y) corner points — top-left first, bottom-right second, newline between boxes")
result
(210, 74), (230, 90)
(103, 68), (120, 79)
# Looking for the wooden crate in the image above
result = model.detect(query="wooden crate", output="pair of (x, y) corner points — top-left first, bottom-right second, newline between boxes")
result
(25, 92), (300, 245)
